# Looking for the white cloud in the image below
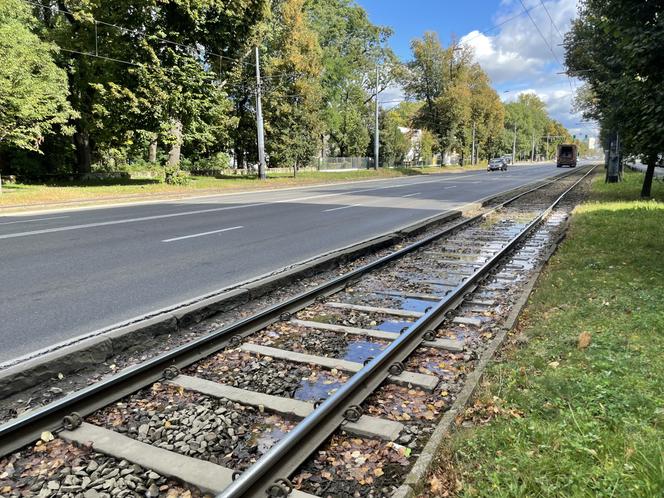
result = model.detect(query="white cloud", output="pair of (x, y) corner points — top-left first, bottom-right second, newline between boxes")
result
(460, 30), (543, 84)
(460, 0), (597, 138)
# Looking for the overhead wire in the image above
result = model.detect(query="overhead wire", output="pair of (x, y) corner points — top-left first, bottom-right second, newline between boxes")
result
(22, 0), (255, 67)
(538, 0), (566, 40)
(517, 0), (574, 92)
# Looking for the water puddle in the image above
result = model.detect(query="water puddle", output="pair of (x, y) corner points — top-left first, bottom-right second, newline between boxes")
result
(422, 360), (455, 378)
(293, 371), (345, 402)
(401, 298), (434, 313)
(341, 339), (387, 363)
(250, 415), (291, 454)
(374, 320), (413, 333)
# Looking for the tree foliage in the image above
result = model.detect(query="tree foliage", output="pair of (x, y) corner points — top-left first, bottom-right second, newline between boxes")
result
(1, 0), (579, 181)
(403, 33), (506, 163)
(565, 0), (664, 196)
(0, 0), (75, 153)
(263, 0), (323, 168)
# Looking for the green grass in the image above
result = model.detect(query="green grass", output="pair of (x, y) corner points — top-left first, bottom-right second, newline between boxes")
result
(427, 171), (664, 498)
(0, 163), (503, 211)
(0, 168), (427, 209)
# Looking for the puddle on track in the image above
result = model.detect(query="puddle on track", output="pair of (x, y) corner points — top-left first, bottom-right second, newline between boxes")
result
(374, 320), (413, 333)
(251, 417), (291, 454)
(293, 371), (346, 402)
(342, 339), (387, 363)
(400, 297), (433, 313)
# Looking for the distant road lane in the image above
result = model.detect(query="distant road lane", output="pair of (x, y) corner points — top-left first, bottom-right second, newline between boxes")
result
(0, 163), (569, 363)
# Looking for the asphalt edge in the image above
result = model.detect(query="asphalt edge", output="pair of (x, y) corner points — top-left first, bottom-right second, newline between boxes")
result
(0, 176), (559, 399)
(391, 211), (574, 498)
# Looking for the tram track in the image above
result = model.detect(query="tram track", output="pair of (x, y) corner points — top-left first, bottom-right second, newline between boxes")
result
(0, 166), (595, 498)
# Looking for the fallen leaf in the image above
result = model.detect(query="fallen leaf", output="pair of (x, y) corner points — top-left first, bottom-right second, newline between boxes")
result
(578, 331), (592, 349)
(430, 476), (443, 493)
(374, 467), (384, 477)
(548, 361), (560, 369)
(40, 431), (54, 442)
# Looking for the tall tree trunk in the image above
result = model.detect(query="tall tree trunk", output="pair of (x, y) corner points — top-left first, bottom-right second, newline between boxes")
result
(148, 136), (158, 163)
(166, 119), (183, 167)
(73, 129), (92, 176)
(641, 155), (656, 198)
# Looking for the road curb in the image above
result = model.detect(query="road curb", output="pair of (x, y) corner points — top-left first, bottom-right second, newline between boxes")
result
(392, 213), (573, 498)
(0, 178), (558, 399)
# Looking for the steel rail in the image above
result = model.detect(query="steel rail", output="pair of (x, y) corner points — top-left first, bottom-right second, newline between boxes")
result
(0, 167), (586, 458)
(217, 165), (596, 498)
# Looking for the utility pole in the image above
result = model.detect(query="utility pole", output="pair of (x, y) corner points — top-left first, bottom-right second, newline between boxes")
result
(471, 122), (476, 165)
(546, 134), (550, 160)
(512, 123), (517, 164)
(531, 133), (535, 162)
(373, 65), (380, 170)
(255, 47), (267, 180)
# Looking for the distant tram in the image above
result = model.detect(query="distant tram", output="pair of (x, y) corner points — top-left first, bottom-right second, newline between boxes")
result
(557, 143), (578, 168)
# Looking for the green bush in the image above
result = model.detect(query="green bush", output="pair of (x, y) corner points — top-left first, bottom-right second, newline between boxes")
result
(164, 166), (190, 185)
(190, 152), (231, 172)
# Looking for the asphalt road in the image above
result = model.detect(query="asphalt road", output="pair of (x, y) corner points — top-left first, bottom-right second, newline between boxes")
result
(0, 163), (571, 363)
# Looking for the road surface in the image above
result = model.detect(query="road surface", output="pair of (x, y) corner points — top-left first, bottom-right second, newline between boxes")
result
(0, 163), (570, 363)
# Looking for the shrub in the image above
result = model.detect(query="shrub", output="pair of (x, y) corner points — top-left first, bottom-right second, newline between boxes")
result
(191, 152), (231, 173)
(164, 166), (190, 185)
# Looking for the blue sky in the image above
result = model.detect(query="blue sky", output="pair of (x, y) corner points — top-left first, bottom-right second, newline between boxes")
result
(357, 0), (501, 60)
(356, 0), (597, 139)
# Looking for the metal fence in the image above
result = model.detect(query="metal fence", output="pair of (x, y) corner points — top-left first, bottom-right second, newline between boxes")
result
(316, 157), (372, 171)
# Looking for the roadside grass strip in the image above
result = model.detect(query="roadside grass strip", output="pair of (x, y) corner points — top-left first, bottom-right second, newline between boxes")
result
(423, 171), (664, 497)
(0, 169), (424, 208)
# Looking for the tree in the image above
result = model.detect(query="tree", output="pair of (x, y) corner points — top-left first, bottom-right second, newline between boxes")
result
(305, 0), (396, 158)
(389, 101), (423, 128)
(0, 0), (74, 155)
(262, 0), (323, 169)
(565, 0), (664, 196)
(378, 109), (408, 167)
(36, 0), (268, 172)
(468, 64), (504, 161)
(503, 94), (549, 160)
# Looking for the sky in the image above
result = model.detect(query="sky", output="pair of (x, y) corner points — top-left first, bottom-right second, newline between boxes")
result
(356, 0), (597, 140)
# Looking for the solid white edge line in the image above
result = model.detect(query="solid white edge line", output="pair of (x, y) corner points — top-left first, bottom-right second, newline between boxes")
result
(0, 176), (448, 239)
(162, 225), (244, 243)
(401, 192), (421, 198)
(323, 203), (362, 212)
(1, 165), (525, 217)
(0, 215), (69, 225)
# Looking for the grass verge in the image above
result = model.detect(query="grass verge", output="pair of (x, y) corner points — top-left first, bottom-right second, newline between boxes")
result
(424, 170), (664, 497)
(0, 162), (508, 211)
(0, 168), (422, 209)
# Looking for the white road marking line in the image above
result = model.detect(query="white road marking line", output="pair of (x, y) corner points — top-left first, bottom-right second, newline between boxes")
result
(0, 215), (69, 226)
(0, 168), (559, 240)
(323, 203), (363, 212)
(0, 177), (451, 240)
(162, 226), (244, 242)
(444, 186), (457, 189)
(401, 192), (421, 198)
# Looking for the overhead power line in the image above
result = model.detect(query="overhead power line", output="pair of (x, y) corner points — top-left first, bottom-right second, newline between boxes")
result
(461, 3), (543, 45)
(517, 0), (573, 92)
(538, 0), (566, 40)
(22, 0), (255, 67)
(518, 0), (562, 66)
